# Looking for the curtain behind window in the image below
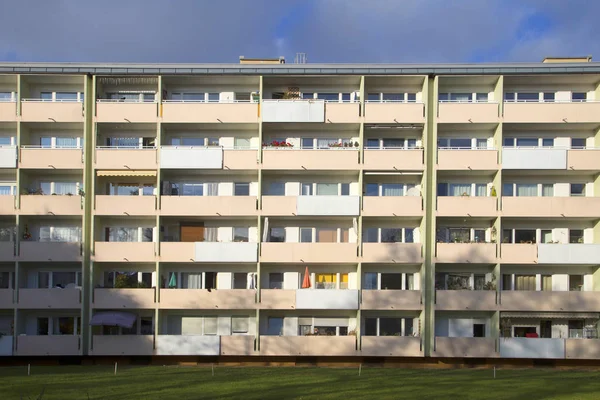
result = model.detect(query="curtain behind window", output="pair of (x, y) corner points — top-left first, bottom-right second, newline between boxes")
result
(54, 182), (78, 195)
(516, 184), (537, 197)
(316, 183), (338, 195)
(205, 228), (218, 242)
(55, 137), (78, 148)
(181, 273), (202, 289)
(382, 184), (403, 196)
(450, 184), (471, 196)
(515, 275), (536, 291)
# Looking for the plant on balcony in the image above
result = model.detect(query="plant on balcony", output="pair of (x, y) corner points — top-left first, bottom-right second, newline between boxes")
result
(354, 141), (359, 147)
(23, 188), (43, 195)
(461, 192), (469, 197)
(78, 189), (85, 197)
(263, 140), (293, 148)
(483, 275), (497, 291)
(114, 274), (138, 289)
(328, 142), (343, 148)
(22, 225), (32, 241)
(490, 186), (497, 197)
(447, 276), (471, 290)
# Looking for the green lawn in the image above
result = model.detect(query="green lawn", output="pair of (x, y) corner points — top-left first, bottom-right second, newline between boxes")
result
(1, 365), (600, 399)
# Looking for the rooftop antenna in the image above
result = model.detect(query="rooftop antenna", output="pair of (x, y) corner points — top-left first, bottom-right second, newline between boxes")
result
(294, 53), (307, 64)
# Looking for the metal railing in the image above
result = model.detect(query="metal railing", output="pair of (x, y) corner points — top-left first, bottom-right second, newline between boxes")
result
(162, 99), (255, 103)
(21, 145), (81, 149)
(438, 100), (498, 103)
(96, 99), (156, 103)
(21, 98), (81, 102)
(95, 145), (156, 149)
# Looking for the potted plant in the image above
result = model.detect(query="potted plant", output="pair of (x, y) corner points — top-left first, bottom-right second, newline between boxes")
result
(490, 186), (497, 197)
(22, 225), (32, 241)
(354, 141), (359, 148)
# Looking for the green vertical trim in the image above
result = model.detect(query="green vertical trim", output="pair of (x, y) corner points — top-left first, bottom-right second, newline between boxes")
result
(359, 76), (365, 117)
(258, 76), (263, 163)
(80, 75), (94, 355)
(16, 75), (21, 116)
(495, 76), (504, 117)
(13, 260), (18, 353)
(423, 76), (438, 357)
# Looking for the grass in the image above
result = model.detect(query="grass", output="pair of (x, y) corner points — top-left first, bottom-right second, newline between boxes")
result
(2, 365), (600, 399)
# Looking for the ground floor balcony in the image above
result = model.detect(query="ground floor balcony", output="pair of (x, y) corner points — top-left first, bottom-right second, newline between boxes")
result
(259, 335), (357, 356)
(433, 337), (497, 358)
(360, 336), (422, 357)
(15, 335), (80, 356)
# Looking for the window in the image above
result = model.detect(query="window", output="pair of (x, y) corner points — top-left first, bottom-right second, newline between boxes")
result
(572, 92), (587, 102)
(517, 92), (539, 102)
(382, 184), (403, 196)
(473, 229), (485, 243)
(300, 183), (313, 196)
(504, 93), (515, 102)
(379, 318), (402, 336)
(542, 138), (554, 147)
(407, 93), (416, 102)
(476, 138), (488, 149)
(37, 318), (49, 335)
(515, 275), (536, 291)
(300, 228), (313, 243)
(569, 275), (583, 292)
(366, 139), (380, 149)
(540, 184), (553, 197)
(363, 273), (377, 290)
(301, 138), (314, 149)
(476, 93), (488, 102)
(234, 183), (250, 196)
(267, 182), (285, 196)
(317, 93), (339, 101)
(474, 275), (485, 291)
(450, 93), (472, 102)
(473, 324), (485, 338)
(269, 273), (283, 289)
(475, 184), (487, 197)
(540, 230), (553, 244)
(381, 228), (402, 243)
(516, 138), (538, 147)
(232, 316), (249, 334)
(503, 137), (515, 147)
(315, 273), (337, 289)
(342, 93), (351, 102)
(571, 138), (586, 149)
(380, 273), (402, 290)
(365, 183), (379, 196)
(0, 92), (12, 101)
(405, 229), (414, 243)
(267, 317), (283, 335)
(233, 227), (249, 242)
(437, 183), (448, 197)
(316, 183), (338, 196)
(449, 183), (471, 197)
(570, 184), (586, 197)
(40, 92), (53, 101)
(268, 228), (285, 242)
(365, 318), (378, 336)
(316, 228), (337, 243)
(543, 92), (555, 102)
(56, 92), (78, 101)
(341, 183), (350, 196)
(569, 229), (584, 244)
(516, 184), (538, 197)
(367, 93), (380, 102)
(502, 274), (512, 291)
(514, 229), (536, 243)
(382, 93), (404, 102)
(541, 275), (552, 291)
(363, 228), (379, 243)
(502, 183), (514, 197)
(234, 137), (251, 149)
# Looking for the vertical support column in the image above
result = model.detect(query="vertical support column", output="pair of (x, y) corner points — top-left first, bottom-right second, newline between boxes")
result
(422, 76), (438, 357)
(258, 76), (264, 163)
(494, 76), (504, 118)
(359, 76), (365, 118)
(155, 260), (160, 351)
(80, 74), (95, 355)
(13, 260), (19, 354)
(16, 75), (21, 117)
(356, 262), (362, 350)
(157, 76), (163, 118)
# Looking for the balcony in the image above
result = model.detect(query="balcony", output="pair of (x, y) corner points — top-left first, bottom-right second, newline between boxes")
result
(361, 243), (423, 263)
(364, 102), (425, 123)
(502, 148), (567, 170)
(501, 197), (600, 218)
(155, 335), (220, 356)
(538, 244), (600, 264)
(19, 242), (81, 262)
(91, 335), (154, 356)
(162, 101), (258, 123)
(261, 196), (296, 216)
(438, 102), (499, 123)
(437, 197), (497, 217)
(261, 243), (358, 263)
(93, 242), (155, 262)
(260, 289), (296, 309)
(567, 149), (600, 170)
(296, 196), (360, 216)
(223, 149), (258, 170)
(565, 339), (600, 359)
(262, 99), (325, 123)
(17, 288), (81, 309)
(95, 148), (157, 170)
(437, 149), (498, 170)
(295, 289), (358, 310)
(362, 196), (423, 217)
(93, 288), (155, 309)
(159, 242), (195, 262)
(221, 335), (255, 356)
(194, 242), (258, 262)
(95, 195), (156, 216)
(96, 101), (157, 123)
(361, 290), (421, 310)
(0, 289), (13, 308)
(160, 146), (223, 169)
(0, 101), (16, 121)
(361, 336), (422, 357)
(16, 335), (80, 356)
(21, 100), (83, 122)
(435, 243), (497, 264)
(20, 195), (82, 215)
(499, 337), (564, 359)
(325, 102), (361, 123)
(500, 244), (538, 264)
(259, 336), (357, 356)
(0, 146), (17, 168)
(362, 149), (424, 171)
(262, 149), (359, 170)
(0, 242), (15, 261)
(435, 290), (496, 311)
(0, 196), (15, 214)
(0, 336), (12, 356)
(160, 196), (256, 217)
(500, 291), (600, 312)
(160, 289), (255, 309)
(433, 337), (497, 358)
(504, 102), (600, 124)
(19, 148), (83, 169)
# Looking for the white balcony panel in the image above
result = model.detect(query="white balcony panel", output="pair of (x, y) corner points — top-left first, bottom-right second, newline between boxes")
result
(262, 100), (325, 123)
(160, 147), (223, 169)
(194, 242), (258, 262)
(155, 335), (220, 356)
(0, 336), (12, 355)
(295, 289), (359, 310)
(499, 338), (565, 359)
(296, 196), (360, 216)
(0, 146), (17, 168)
(502, 148), (566, 170)
(538, 244), (600, 264)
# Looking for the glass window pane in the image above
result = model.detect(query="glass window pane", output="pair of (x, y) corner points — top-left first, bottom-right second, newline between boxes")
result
(504, 93), (515, 101)
(40, 92), (52, 101)
(56, 92), (78, 101)
(233, 227), (249, 242)
(382, 184), (403, 196)
(569, 229), (584, 244)
(503, 183), (514, 197)
(381, 273), (402, 290)
(269, 273), (283, 289)
(340, 183), (350, 196)
(438, 93), (449, 102)
(341, 93), (351, 102)
(450, 93), (472, 102)
(363, 273), (377, 290)
(542, 138), (554, 147)
(516, 184), (538, 197)
(381, 228), (402, 243)
(317, 93), (339, 101)
(316, 183), (338, 195)
(366, 139), (380, 149)
(503, 138), (515, 147)
(301, 138), (314, 149)
(267, 317), (283, 335)
(541, 230), (553, 244)
(365, 318), (377, 336)
(542, 184), (554, 197)
(437, 183), (448, 197)
(572, 92), (587, 102)
(382, 139), (404, 148)
(300, 228), (313, 243)
(363, 228), (379, 243)
(476, 139), (487, 149)
(367, 93), (380, 101)
(405, 229), (414, 243)
(379, 318), (402, 336)
(475, 184), (487, 197)
(268, 182), (285, 196)
(571, 184), (586, 196)
(40, 137), (52, 148)
(234, 138), (251, 149)
(382, 93), (404, 101)
(517, 92), (539, 102)
(365, 183), (379, 196)
(302, 92), (314, 100)
(572, 138), (586, 149)
(234, 183), (250, 196)
(543, 92), (555, 102)
(448, 138), (471, 148)
(449, 183), (471, 197)
(476, 93), (488, 102)
(269, 227), (285, 242)
(207, 93), (219, 102)
(517, 138), (539, 147)
(407, 93), (416, 102)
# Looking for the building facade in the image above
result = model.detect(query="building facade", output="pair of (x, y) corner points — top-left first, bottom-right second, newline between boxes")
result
(0, 61), (599, 360)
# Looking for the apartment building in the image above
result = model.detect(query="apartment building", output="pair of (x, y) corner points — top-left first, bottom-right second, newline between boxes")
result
(0, 59), (600, 361)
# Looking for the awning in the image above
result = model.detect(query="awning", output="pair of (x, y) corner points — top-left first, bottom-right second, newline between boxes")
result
(96, 170), (157, 177)
(501, 312), (600, 319)
(90, 312), (137, 328)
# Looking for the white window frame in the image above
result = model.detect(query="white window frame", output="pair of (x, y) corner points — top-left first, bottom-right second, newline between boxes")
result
(298, 227), (350, 244)
(312, 272), (349, 290)
(438, 92), (490, 103)
(364, 227), (415, 244)
(364, 317), (413, 337)
(367, 183), (416, 197)
(439, 227), (488, 243)
(363, 272), (416, 290)
(231, 316), (250, 335)
(36, 270), (81, 288)
(299, 182), (350, 196)
(36, 316), (80, 336)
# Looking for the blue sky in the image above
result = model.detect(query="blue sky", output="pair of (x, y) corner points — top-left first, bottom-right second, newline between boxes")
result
(0, 0), (599, 64)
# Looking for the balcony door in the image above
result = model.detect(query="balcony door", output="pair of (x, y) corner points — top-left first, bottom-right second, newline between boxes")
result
(316, 228), (336, 243)
(180, 223), (204, 242)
